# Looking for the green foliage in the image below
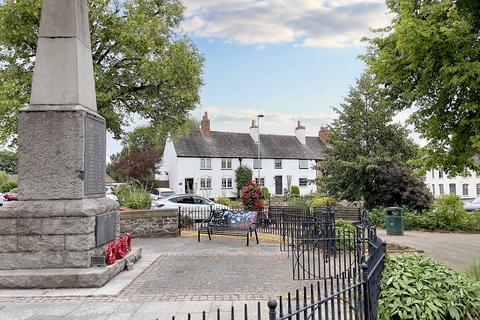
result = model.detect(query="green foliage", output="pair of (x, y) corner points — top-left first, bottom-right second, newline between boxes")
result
(115, 184), (151, 209)
(335, 219), (356, 250)
(0, 0), (204, 146)
(291, 186), (300, 196)
(369, 208), (386, 228)
(234, 165), (253, 196)
(261, 187), (270, 201)
(216, 196), (232, 206)
(430, 195), (470, 231)
(320, 73), (419, 209)
(0, 150), (17, 173)
(0, 171), (8, 186)
(364, 0), (480, 174)
(8, 187), (17, 193)
(379, 254), (480, 320)
(310, 197), (337, 208)
(288, 197), (309, 207)
(466, 258), (480, 282)
(0, 179), (16, 193)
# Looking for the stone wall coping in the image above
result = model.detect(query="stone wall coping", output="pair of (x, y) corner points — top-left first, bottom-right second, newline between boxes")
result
(120, 209), (178, 219)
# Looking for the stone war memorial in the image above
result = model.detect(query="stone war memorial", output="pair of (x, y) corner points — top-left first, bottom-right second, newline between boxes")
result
(0, 0), (141, 289)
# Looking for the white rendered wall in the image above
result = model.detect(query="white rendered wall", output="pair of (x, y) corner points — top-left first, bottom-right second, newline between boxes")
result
(167, 157), (318, 199)
(425, 169), (480, 202)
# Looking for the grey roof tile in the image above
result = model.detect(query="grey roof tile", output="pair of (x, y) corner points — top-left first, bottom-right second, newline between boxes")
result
(174, 131), (326, 160)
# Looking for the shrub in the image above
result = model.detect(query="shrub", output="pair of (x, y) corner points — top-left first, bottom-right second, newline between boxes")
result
(179, 215), (194, 229)
(262, 187), (270, 201)
(240, 180), (264, 210)
(429, 195), (470, 231)
(369, 208), (386, 227)
(235, 166), (253, 196)
(335, 219), (356, 250)
(288, 197), (309, 207)
(0, 180), (17, 193)
(9, 187), (17, 193)
(467, 258), (480, 282)
(291, 186), (300, 196)
(116, 184), (151, 209)
(216, 196), (232, 206)
(379, 254), (480, 320)
(310, 196), (337, 208)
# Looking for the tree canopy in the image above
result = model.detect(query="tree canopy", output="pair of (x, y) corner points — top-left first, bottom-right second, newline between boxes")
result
(364, 0), (480, 174)
(320, 73), (429, 209)
(0, 0), (204, 146)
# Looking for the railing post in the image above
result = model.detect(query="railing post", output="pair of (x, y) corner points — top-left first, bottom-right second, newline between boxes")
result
(178, 207), (181, 236)
(268, 299), (277, 320)
(361, 263), (370, 320)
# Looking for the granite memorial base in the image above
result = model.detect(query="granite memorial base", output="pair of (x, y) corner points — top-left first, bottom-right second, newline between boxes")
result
(0, 248), (142, 289)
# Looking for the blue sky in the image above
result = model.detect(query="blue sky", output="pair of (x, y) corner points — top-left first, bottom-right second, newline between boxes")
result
(107, 0), (395, 158)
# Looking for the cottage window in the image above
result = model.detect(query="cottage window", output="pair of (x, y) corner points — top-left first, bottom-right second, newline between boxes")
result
(462, 184), (469, 196)
(221, 158), (232, 169)
(299, 178), (308, 187)
(431, 184), (435, 196)
(431, 170), (435, 178)
(254, 159), (262, 169)
(200, 158), (211, 170)
(255, 178), (265, 186)
(200, 177), (212, 189)
(439, 184), (444, 195)
(299, 160), (309, 169)
(438, 170), (443, 178)
(274, 159), (282, 169)
(449, 183), (456, 195)
(477, 184), (480, 196)
(222, 177), (233, 189)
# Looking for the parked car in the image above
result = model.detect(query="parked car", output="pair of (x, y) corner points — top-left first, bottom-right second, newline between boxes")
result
(3, 192), (17, 201)
(0, 193), (4, 206)
(150, 188), (175, 200)
(152, 194), (229, 219)
(465, 196), (480, 212)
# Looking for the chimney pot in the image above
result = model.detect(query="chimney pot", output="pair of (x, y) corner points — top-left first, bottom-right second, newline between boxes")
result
(319, 126), (329, 145)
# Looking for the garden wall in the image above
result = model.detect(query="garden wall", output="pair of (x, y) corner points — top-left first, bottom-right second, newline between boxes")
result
(120, 209), (178, 238)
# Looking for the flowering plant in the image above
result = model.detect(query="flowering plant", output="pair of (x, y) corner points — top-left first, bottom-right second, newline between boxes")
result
(240, 180), (265, 210)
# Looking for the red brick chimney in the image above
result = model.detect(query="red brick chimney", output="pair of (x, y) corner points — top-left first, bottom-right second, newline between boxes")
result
(201, 111), (210, 138)
(319, 126), (329, 145)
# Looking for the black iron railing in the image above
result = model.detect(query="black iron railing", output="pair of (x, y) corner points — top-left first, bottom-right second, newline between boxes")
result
(173, 206), (386, 320)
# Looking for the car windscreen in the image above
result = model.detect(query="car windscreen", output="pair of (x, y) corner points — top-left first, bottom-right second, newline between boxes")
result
(473, 197), (480, 204)
(161, 191), (175, 197)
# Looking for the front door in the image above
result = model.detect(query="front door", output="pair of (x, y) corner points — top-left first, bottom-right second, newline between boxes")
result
(185, 178), (194, 194)
(274, 176), (283, 195)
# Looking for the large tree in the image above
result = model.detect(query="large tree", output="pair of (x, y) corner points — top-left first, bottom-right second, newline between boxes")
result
(364, 0), (480, 175)
(0, 0), (204, 146)
(320, 73), (425, 209)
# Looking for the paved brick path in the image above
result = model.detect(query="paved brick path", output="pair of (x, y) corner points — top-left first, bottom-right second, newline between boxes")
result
(0, 237), (326, 319)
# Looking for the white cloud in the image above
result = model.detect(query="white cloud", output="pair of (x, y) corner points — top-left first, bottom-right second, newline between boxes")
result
(182, 0), (391, 48)
(202, 106), (336, 136)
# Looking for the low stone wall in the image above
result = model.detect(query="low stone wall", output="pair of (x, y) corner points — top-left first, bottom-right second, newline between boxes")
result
(120, 209), (178, 238)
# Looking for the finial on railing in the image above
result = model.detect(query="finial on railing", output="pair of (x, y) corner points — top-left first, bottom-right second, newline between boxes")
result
(268, 299), (278, 320)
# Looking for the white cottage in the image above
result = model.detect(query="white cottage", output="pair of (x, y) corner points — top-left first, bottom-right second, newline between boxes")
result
(158, 112), (329, 199)
(425, 168), (480, 202)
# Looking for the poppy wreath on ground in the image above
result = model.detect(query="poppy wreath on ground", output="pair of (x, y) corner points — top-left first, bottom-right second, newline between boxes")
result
(124, 233), (132, 252)
(116, 239), (127, 259)
(105, 242), (117, 265)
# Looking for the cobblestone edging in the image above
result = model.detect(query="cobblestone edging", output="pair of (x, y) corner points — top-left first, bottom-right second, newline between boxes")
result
(120, 209), (178, 238)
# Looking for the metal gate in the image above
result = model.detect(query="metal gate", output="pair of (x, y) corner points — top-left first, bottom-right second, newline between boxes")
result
(288, 207), (360, 280)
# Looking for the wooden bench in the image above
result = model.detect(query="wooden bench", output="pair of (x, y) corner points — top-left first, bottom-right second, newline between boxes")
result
(198, 210), (259, 246)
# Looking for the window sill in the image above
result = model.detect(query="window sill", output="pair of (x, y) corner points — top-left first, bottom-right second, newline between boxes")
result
(221, 168), (233, 170)
(200, 168), (212, 170)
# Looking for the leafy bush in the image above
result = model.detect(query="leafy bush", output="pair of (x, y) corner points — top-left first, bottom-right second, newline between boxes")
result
(262, 187), (270, 201)
(9, 187), (17, 193)
(310, 196), (337, 208)
(467, 258), (480, 282)
(0, 180), (17, 193)
(240, 180), (264, 210)
(291, 186), (300, 196)
(288, 197), (309, 207)
(335, 219), (356, 250)
(216, 196), (232, 206)
(430, 195), (469, 231)
(235, 165), (253, 196)
(379, 254), (480, 320)
(369, 208), (386, 227)
(116, 184), (151, 209)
